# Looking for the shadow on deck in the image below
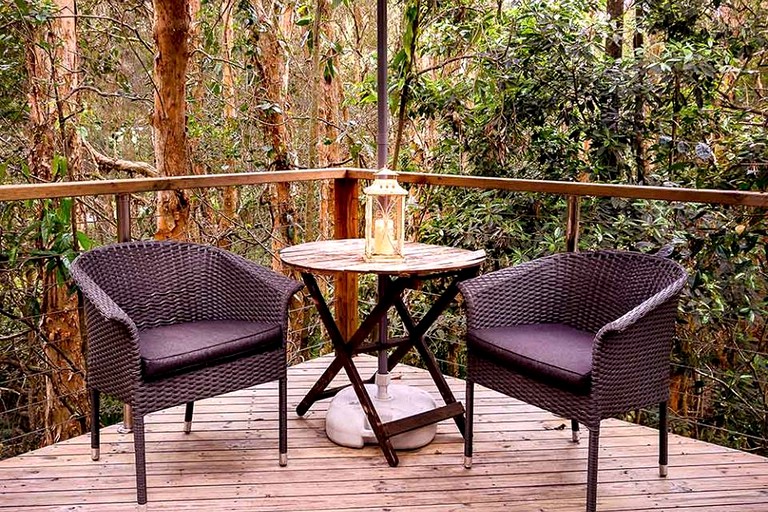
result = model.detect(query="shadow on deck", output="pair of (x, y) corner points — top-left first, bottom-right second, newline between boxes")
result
(1, 355), (767, 511)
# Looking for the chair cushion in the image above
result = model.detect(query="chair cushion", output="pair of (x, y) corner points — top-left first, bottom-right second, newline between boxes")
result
(467, 323), (594, 394)
(138, 320), (282, 380)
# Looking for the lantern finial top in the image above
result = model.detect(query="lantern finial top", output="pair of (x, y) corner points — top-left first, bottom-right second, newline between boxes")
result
(375, 167), (397, 179)
(365, 167), (408, 196)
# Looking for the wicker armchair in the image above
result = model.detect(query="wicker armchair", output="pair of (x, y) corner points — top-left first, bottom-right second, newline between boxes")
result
(458, 250), (687, 512)
(71, 241), (303, 504)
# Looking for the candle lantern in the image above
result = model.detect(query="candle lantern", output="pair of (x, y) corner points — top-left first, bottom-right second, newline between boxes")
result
(364, 168), (407, 262)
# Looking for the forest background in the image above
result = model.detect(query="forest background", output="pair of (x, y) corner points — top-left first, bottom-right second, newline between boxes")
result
(0, 0), (766, 459)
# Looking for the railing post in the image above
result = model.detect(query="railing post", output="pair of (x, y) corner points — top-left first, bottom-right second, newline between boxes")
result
(115, 194), (134, 433)
(333, 177), (360, 340)
(566, 195), (580, 253)
(117, 194), (131, 244)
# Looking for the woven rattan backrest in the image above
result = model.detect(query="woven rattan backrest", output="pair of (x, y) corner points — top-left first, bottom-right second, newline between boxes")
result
(74, 241), (233, 330)
(556, 251), (685, 333)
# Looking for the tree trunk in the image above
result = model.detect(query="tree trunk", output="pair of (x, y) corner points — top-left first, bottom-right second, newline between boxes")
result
(218, 0), (238, 248)
(305, 0), (324, 243)
(606, 0), (624, 59)
(602, 0), (624, 179)
(25, 0), (88, 446)
(631, 3), (648, 184)
(315, 0), (344, 241)
(152, 0), (191, 240)
(392, 1), (422, 168)
(248, 0), (295, 272)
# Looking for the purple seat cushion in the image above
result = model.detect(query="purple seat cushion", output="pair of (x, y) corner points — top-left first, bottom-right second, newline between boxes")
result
(467, 323), (594, 394)
(138, 320), (281, 380)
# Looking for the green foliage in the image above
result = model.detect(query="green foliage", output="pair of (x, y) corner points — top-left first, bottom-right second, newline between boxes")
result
(0, 0), (765, 460)
(0, 0), (54, 121)
(396, 0), (767, 454)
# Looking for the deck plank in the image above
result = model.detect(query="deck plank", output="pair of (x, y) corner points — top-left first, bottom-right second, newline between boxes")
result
(1, 355), (767, 511)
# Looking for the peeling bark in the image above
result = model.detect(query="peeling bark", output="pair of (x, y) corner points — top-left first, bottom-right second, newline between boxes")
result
(152, 0), (191, 240)
(218, 0), (239, 249)
(248, 0), (295, 271)
(25, 0), (88, 446)
(317, 0), (343, 241)
(606, 0), (624, 59)
(83, 139), (158, 176)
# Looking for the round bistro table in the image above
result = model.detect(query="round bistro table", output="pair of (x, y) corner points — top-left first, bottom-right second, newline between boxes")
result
(280, 238), (485, 466)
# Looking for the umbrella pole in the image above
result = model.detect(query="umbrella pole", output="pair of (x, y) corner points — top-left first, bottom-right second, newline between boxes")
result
(377, 0), (388, 170)
(376, 0), (390, 393)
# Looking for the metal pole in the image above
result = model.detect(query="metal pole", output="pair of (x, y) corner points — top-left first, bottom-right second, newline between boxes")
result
(565, 195), (580, 253)
(566, 195), (580, 442)
(115, 194), (134, 434)
(377, 0), (388, 169)
(117, 194), (131, 244)
(375, 0), (390, 385)
(376, 276), (390, 400)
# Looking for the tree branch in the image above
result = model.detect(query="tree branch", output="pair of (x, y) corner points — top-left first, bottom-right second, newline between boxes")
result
(67, 85), (152, 105)
(82, 139), (158, 177)
(719, 94), (768, 120)
(417, 54), (481, 76)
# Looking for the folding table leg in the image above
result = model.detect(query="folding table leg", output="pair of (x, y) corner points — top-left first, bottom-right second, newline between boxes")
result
(390, 277), (471, 436)
(339, 355), (399, 467)
(295, 272), (348, 415)
(296, 357), (345, 416)
(296, 271), (394, 415)
(411, 333), (465, 436)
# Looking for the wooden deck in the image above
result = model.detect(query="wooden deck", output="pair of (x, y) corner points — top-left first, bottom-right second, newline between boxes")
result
(2, 355), (767, 511)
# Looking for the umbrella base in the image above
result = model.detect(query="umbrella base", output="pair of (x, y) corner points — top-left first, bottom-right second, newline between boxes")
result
(325, 383), (438, 450)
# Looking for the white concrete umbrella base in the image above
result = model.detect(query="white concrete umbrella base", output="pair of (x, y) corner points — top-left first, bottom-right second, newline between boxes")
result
(325, 383), (438, 450)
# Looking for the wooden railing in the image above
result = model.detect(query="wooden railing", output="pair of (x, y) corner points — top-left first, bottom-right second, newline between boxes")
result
(1, 168), (766, 448)
(1, 167), (766, 335)
(4, 167), (764, 204)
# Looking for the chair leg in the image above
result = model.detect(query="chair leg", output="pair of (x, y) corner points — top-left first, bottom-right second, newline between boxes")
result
(133, 413), (148, 505)
(659, 401), (668, 477)
(571, 419), (580, 443)
(586, 426), (600, 512)
(279, 376), (287, 466)
(90, 389), (100, 461)
(184, 402), (194, 434)
(464, 378), (474, 469)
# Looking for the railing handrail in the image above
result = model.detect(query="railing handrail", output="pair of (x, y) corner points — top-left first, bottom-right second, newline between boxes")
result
(355, 171), (768, 208)
(0, 168), (765, 208)
(0, 168), (347, 201)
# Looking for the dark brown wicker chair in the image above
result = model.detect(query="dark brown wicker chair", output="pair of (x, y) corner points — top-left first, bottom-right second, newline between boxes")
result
(458, 250), (687, 512)
(71, 241), (303, 504)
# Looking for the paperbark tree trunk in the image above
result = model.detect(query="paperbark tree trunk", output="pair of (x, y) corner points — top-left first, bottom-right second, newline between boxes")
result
(317, 0), (344, 241)
(248, 0), (295, 272)
(25, 0), (88, 446)
(218, 0), (238, 248)
(606, 0), (624, 59)
(631, 3), (648, 184)
(305, 0), (323, 243)
(307, 0), (343, 241)
(152, 0), (191, 240)
(602, 0), (624, 179)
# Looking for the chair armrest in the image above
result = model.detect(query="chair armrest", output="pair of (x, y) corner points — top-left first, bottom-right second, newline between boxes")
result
(70, 262), (142, 399)
(591, 275), (686, 410)
(459, 257), (561, 330)
(70, 262), (138, 333)
(596, 273), (686, 338)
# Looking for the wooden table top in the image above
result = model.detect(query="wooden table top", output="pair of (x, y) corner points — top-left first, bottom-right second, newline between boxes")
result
(279, 238), (485, 276)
